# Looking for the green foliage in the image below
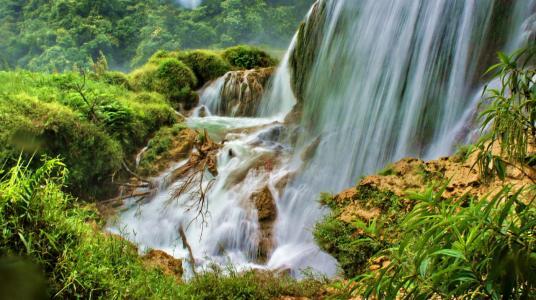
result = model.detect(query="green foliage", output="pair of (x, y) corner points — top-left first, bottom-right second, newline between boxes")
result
(474, 46), (535, 181)
(0, 70), (177, 198)
(154, 58), (198, 101)
(185, 266), (325, 300)
(0, 158), (188, 298)
(97, 71), (131, 89)
(137, 123), (192, 176)
(358, 185), (536, 299)
(0, 94), (122, 198)
(314, 214), (386, 277)
(129, 58), (199, 108)
(179, 50), (231, 87)
(314, 186), (402, 277)
(0, 0), (312, 71)
(222, 45), (277, 69)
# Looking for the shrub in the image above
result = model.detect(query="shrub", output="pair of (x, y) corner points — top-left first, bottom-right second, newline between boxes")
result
(179, 50), (231, 87)
(129, 63), (158, 91)
(474, 46), (535, 181)
(0, 158), (188, 298)
(130, 58), (198, 106)
(99, 71), (131, 89)
(222, 45), (276, 70)
(314, 186), (401, 277)
(359, 185), (536, 299)
(148, 50), (180, 64)
(0, 95), (123, 198)
(185, 266), (325, 300)
(137, 123), (194, 176)
(0, 70), (178, 198)
(154, 58), (197, 98)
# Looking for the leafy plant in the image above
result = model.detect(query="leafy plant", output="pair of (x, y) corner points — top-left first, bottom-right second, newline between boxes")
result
(474, 46), (535, 182)
(358, 185), (536, 299)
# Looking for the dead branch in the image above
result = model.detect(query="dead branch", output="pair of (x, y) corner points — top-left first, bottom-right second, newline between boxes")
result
(178, 226), (197, 276)
(121, 161), (155, 188)
(168, 128), (223, 233)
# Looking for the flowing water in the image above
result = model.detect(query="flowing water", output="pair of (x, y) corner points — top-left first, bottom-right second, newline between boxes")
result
(108, 0), (535, 278)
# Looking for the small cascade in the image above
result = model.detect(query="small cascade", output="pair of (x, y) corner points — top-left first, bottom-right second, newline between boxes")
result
(257, 36), (298, 119)
(196, 68), (274, 118)
(196, 76), (225, 116)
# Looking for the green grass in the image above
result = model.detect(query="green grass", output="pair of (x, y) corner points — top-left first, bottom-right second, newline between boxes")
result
(0, 70), (178, 199)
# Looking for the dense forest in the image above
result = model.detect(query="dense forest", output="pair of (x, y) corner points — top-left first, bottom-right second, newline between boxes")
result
(0, 0), (312, 71)
(0, 0), (534, 299)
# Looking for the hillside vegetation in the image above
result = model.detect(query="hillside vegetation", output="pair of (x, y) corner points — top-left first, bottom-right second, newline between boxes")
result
(0, 0), (312, 71)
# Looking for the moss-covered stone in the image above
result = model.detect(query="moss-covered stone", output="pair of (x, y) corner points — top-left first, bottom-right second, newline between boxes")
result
(289, 0), (327, 105)
(137, 124), (197, 177)
(178, 50), (231, 87)
(0, 95), (123, 198)
(314, 185), (405, 277)
(222, 45), (276, 70)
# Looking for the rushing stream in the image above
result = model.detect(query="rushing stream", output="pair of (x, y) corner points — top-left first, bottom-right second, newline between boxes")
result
(108, 0), (535, 278)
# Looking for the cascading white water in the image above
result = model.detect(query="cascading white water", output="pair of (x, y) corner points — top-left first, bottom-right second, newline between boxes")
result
(257, 35), (298, 120)
(268, 0), (535, 275)
(109, 0), (534, 278)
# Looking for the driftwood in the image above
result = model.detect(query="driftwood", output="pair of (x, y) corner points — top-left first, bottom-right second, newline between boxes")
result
(179, 226), (197, 276)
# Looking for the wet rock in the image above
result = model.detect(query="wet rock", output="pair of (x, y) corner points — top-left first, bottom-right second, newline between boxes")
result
(289, 0), (328, 105)
(215, 67), (275, 117)
(251, 186), (277, 262)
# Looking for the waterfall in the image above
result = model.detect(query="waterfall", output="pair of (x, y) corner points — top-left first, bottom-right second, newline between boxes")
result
(108, 0), (534, 278)
(267, 0), (535, 275)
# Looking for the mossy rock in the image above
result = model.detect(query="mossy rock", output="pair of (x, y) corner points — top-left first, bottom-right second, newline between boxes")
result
(178, 50), (231, 87)
(129, 63), (158, 91)
(0, 95), (123, 199)
(222, 45), (276, 70)
(148, 50), (180, 64)
(137, 124), (196, 176)
(99, 71), (131, 89)
(289, 1), (327, 104)
(314, 185), (405, 277)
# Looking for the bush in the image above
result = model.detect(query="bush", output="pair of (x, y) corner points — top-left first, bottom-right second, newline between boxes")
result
(185, 266), (325, 300)
(154, 58), (197, 98)
(99, 71), (131, 89)
(129, 58), (199, 107)
(359, 185), (536, 299)
(222, 45), (276, 70)
(0, 95), (122, 198)
(179, 50), (231, 87)
(0, 158), (188, 298)
(129, 63), (158, 91)
(137, 123), (195, 176)
(474, 46), (535, 181)
(314, 186), (401, 277)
